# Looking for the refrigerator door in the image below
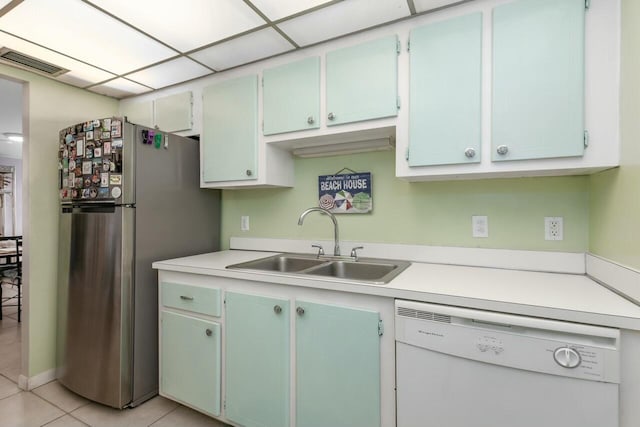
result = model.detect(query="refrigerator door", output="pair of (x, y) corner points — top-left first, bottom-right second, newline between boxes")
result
(59, 204), (134, 408)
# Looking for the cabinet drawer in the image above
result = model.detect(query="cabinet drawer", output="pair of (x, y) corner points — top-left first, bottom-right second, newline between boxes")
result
(161, 282), (221, 317)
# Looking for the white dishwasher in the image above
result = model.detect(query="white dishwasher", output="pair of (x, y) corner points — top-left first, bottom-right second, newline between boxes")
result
(395, 300), (620, 427)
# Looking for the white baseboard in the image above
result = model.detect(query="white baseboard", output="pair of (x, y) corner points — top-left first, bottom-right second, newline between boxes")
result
(18, 368), (56, 391)
(587, 254), (640, 306)
(230, 237), (586, 274)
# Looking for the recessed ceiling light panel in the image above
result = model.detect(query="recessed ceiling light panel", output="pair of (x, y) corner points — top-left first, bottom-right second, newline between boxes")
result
(249, 0), (334, 21)
(87, 0), (266, 52)
(126, 57), (211, 89)
(278, 0), (411, 46)
(190, 28), (294, 71)
(0, 0), (176, 75)
(89, 78), (151, 99)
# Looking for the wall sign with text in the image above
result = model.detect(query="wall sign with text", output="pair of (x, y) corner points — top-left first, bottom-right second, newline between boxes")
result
(318, 172), (372, 214)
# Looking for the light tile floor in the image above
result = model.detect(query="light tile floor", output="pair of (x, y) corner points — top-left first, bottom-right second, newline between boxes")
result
(0, 305), (230, 427)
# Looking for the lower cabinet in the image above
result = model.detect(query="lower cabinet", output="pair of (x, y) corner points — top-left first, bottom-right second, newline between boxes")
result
(295, 300), (382, 427)
(158, 275), (388, 427)
(224, 292), (382, 427)
(225, 292), (290, 427)
(160, 310), (221, 416)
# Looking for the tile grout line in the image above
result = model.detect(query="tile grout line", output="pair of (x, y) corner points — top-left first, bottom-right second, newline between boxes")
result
(147, 404), (181, 426)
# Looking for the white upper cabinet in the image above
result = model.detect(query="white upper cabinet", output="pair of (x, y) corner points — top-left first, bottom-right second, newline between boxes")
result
(407, 12), (483, 167)
(396, 0), (620, 181)
(121, 0), (621, 185)
(325, 35), (399, 126)
(491, 0), (586, 162)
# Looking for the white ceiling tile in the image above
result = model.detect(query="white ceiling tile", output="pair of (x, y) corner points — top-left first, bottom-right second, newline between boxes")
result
(89, 78), (150, 99)
(0, 0), (176, 75)
(0, 32), (116, 85)
(190, 28), (294, 71)
(87, 0), (266, 53)
(126, 57), (211, 89)
(249, 0), (333, 21)
(413, 0), (464, 13)
(278, 0), (411, 46)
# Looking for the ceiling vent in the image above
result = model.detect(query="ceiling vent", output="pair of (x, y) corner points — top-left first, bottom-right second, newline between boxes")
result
(0, 47), (69, 77)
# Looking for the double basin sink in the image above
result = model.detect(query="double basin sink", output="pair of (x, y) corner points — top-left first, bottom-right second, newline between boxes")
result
(227, 253), (411, 285)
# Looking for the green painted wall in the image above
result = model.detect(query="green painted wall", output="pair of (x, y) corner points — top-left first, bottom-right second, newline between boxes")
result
(589, 0), (640, 270)
(222, 151), (589, 252)
(0, 65), (118, 377)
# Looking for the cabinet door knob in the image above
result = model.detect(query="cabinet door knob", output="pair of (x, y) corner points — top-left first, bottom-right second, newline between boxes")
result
(246, 169), (252, 176)
(496, 145), (509, 155)
(327, 112), (335, 121)
(273, 305), (282, 314)
(307, 116), (315, 125)
(205, 329), (212, 337)
(464, 147), (476, 158)
(296, 306), (305, 316)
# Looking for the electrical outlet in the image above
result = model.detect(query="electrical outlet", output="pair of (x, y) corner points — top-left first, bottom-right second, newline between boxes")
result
(241, 216), (250, 231)
(472, 215), (488, 238)
(545, 217), (563, 241)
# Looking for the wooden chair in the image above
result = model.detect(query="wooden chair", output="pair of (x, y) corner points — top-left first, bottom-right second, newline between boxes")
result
(0, 236), (22, 322)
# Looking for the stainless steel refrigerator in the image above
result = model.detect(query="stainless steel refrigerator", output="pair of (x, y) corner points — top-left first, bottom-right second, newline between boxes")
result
(57, 117), (220, 408)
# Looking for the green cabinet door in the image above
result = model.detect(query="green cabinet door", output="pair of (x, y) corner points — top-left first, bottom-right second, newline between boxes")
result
(263, 57), (321, 135)
(408, 13), (483, 166)
(296, 300), (381, 427)
(160, 311), (221, 416)
(225, 292), (290, 427)
(492, 0), (585, 161)
(326, 35), (399, 126)
(202, 75), (258, 182)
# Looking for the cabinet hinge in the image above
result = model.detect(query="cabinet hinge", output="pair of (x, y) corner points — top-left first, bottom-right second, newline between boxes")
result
(396, 39), (401, 54)
(223, 400), (226, 409)
(378, 320), (384, 336)
(261, 77), (264, 87)
(584, 130), (589, 148)
(405, 147), (410, 161)
(396, 96), (401, 110)
(407, 39), (411, 52)
(585, 0), (590, 9)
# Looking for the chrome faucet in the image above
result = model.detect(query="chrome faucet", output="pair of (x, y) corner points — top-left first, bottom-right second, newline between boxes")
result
(297, 207), (340, 256)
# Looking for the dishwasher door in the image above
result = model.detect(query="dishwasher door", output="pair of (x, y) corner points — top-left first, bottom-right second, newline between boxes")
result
(395, 300), (620, 427)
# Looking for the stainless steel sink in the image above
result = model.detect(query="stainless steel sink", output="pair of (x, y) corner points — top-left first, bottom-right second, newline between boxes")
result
(227, 253), (411, 285)
(227, 255), (327, 272)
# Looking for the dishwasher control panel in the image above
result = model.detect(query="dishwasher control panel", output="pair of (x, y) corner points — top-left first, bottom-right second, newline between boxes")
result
(395, 300), (620, 384)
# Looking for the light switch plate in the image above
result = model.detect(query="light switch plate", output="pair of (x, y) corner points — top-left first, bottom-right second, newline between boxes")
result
(241, 216), (250, 231)
(472, 215), (488, 238)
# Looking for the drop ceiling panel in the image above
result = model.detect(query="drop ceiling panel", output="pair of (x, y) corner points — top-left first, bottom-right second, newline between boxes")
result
(190, 28), (294, 71)
(0, 32), (116, 85)
(278, 0), (411, 46)
(248, 0), (334, 21)
(413, 0), (465, 13)
(89, 78), (150, 98)
(87, 0), (266, 53)
(126, 57), (211, 89)
(0, 0), (176, 75)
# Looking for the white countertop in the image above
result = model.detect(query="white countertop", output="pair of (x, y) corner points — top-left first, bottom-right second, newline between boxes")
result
(153, 250), (640, 330)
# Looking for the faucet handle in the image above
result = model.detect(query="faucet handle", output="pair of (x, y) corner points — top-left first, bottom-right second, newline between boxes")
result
(350, 246), (364, 261)
(311, 244), (325, 258)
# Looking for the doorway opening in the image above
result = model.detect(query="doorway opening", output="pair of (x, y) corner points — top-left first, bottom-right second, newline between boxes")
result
(0, 75), (24, 385)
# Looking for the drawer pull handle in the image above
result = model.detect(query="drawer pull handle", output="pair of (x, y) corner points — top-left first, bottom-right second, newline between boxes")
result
(205, 329), (212, 337)
(180, 295), (194, 301)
